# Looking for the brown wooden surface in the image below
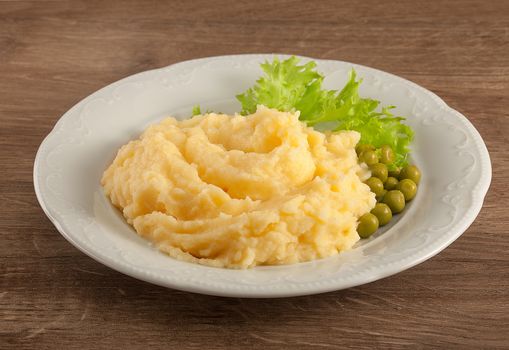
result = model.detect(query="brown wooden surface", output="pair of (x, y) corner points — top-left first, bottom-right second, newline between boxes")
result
(1, 0), (508, 349)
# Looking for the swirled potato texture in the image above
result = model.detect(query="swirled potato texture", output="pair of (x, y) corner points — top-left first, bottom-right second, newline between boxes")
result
(102, 106), (375, 268)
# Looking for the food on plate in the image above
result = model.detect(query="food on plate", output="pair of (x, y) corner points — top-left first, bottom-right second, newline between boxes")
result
(102, 106), (376, 268)
(384, 177), (399, 191)
(356, 213), (379, 239)
(369, 163), (388, 183)
(102, 56), (422, 266)
(396, 179), (418, 201)
(399, 165), (421, 185)
(364, 177), (384, 196)
(383, 190), (406, 214)
(355, 144), (421, 237)
(370, 203), (392, 226)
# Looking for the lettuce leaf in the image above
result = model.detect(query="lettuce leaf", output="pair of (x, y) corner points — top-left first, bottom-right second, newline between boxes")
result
(237, 56), (323, 116)
(192, 105), (202, 116)
(236, 56), (414, 167)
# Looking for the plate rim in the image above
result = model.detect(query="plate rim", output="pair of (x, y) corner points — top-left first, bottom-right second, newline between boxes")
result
(33, 54), (492, 297)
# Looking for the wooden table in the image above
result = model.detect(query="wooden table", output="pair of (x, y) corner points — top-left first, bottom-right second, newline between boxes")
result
(1, 1), (508, 348)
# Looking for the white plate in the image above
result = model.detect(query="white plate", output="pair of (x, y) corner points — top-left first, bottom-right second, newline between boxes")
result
(34, 54), (491, 297)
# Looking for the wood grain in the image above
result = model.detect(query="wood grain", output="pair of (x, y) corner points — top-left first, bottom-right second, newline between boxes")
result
(1, 0), (508, 349)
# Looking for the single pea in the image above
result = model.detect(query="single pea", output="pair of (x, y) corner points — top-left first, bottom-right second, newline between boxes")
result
(384, 176), (399, 191)
(356, 144), (375, 155)
(371, 203), (393, 226)
(388, 167), (401, 178)
(380, 145), (395, 165)
(365, 177), (384, 196)
(370, 163), (388, 183)
(399, 164), (421, 184)
(376, 189), (387, 202)
(357, 213), (379, 239)
(359, 150), (379, 165)
(383, 190), (406, 213)
(396, 179), (417, 201)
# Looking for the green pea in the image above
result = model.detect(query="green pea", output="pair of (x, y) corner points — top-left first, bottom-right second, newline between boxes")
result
(370, 163), (388, 183)
(399, 165), (421, 184)
(359, 150), (379, 165)
(365, 177), (384, 196)
(396, 179), (417, 201)
(384, 177), (399, 191)
(383, 190), (406, 214)
(388, 167), (401, 178)
(376, 189), (387, 202)
(356, 144), (375, 155)
(357, 213), (379, 239)
(371, 203), (392, 226)
(380, 145), (395, 165)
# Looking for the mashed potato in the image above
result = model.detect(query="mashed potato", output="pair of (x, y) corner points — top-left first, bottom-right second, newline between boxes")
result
(102, 106), (375, 268)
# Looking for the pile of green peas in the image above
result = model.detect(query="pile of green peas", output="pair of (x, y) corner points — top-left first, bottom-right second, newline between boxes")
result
(355, 144), (421, 239)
